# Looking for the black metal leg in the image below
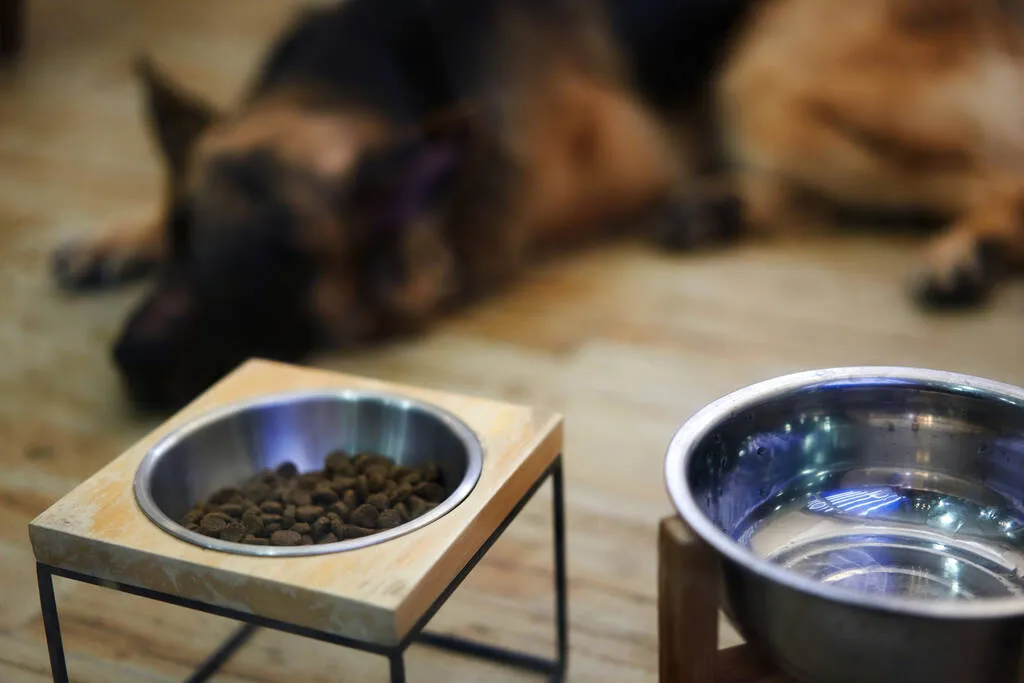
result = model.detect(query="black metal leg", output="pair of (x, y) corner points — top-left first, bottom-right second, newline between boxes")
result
(185, 623), (258, 683)
(415, 633), (558, 674)
(415, 455), (569, 681)
(36, 563), (70, 683)
(552, 456), (569, 678)
(389, 651), (406, 683)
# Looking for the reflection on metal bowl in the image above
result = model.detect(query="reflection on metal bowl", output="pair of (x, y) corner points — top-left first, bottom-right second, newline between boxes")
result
(666, 367), (1024, 683)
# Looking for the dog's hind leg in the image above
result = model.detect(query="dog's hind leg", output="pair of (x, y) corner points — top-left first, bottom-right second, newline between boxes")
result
(914, 175), (1024, 308)
(52, 207), (165, 291)
(640, 178), (746, 253)
(638, 104), (748, 253)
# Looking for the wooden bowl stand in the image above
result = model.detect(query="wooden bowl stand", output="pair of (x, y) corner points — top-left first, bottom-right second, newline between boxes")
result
(29, 360), (568, 683)
(658, 516), (794, 683)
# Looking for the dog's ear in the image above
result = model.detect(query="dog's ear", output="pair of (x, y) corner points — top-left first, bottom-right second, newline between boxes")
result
(347, 107), (477, 239)
(999, 0), (1024, 24)
(134, 55), (220, 178)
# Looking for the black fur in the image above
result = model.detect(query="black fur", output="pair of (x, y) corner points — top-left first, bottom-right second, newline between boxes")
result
(250, 0), (753, 124)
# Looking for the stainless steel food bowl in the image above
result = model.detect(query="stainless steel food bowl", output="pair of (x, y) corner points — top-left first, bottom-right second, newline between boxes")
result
(666, 367), (1024, 683)
(134, 389), (484, 557)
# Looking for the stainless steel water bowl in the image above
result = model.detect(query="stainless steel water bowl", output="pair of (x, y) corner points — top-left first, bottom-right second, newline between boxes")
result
(666, 367), (1024, 683)
(134, 390), (484, 557)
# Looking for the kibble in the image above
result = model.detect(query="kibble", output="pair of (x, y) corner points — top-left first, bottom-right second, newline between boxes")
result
(282, 505), (297, 528)
(350, 503), (379, 528)
(296, 505), (324, 523)
(325, 450), (352, 475)
(219, 503), (244, 518)
(343, 524), (376, 539)
(390, 484), (413, 506)
(205, 511), (232, 524)
(199, 515), (228, 537)
(355, 475), (370, 501)
(221, 521), (247, 543)
(312, 516), (332, 539)
(276, 462), (298, 479)
(178, 450), (446, 546)
(289, 489), (313, 507)
(260, 500), (283, 515)
(378, 509), (402, 529)
(409, 495), (435, 518)
(367, 493), (390, 511)
(243, 481), (272, 504)
(210, 487), (241, 505)
(271, 529), (302, 546)
(413, 482), (445, 503)
(367, 473), (387, 493)
(242, 511), (264, 536)
(394, 502), (410, 523)
(182, 509), (204, 526)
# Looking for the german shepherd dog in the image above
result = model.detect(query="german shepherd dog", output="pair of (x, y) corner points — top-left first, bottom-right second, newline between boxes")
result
(52, 0), (753, 410)
(51, 0), (1024, 411)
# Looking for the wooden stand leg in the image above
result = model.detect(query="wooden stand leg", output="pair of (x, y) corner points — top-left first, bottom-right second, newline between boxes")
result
(0, 0), (24, 61)
(659, 516), (719, 683)
(658, 516), (792, 683)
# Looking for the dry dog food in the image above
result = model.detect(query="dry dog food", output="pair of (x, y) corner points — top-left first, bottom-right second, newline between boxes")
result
(180, 451), (446, 546)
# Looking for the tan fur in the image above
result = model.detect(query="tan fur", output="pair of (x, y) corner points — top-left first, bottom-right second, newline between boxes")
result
(477, 1), (685, 261)
(194, 93), (389, 182)
(56, 206), (167, 283)
(509, 63), (680, 251)
(720, 0), (1024, 286)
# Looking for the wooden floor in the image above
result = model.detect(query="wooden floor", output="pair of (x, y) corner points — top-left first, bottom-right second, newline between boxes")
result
(3, 1), (1024, 681)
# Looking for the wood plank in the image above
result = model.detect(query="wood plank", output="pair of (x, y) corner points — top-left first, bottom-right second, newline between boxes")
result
(659, 517), (718, 683)
(657, 518), (792, 683)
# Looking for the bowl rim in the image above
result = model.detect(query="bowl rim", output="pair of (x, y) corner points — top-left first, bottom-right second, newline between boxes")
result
(134, 387), (485, 557)
(665, 365), (1024, 619)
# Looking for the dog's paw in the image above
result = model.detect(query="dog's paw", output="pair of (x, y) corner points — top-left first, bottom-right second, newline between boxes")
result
(646, 190), (743, 253)
(52, 235), (159, 292)
(912, 235), (999, 310)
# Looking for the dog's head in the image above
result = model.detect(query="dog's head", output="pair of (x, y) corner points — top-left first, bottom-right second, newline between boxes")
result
(114, 59), (472, 411)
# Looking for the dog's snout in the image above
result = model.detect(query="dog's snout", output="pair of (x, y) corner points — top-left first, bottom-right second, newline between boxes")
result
(112, 333), (177, 411)
(110, 278), (199, 412)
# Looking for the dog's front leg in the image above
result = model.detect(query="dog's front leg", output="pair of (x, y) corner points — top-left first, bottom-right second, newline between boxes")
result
(635, 108), (748, 253)
(640, 176), (746, 252)
(52, 206), (166, 291)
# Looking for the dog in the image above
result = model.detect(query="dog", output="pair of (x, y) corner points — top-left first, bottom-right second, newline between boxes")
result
(52, 0), (1024, 412)
(719, 0), (1024, 306)
(51, 0), (755, 411)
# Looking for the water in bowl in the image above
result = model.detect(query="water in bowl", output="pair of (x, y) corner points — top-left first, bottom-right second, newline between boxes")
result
(734, 480), (1024, 600)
